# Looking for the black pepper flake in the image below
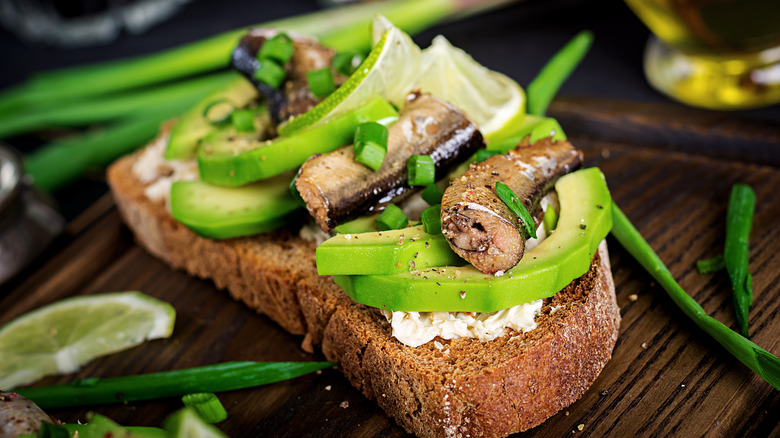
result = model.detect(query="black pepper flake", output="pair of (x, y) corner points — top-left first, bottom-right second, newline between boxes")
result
(436, 282), (441, 286)
(600, 390), (609, 396)
(414, 252), (419, 258)
(466, 184), (473, 189)
(596, 204), (603, 209)
(580, 224), (587, 230)
(491, 171), (499, 176)
(425, 242), (430, 248)
(485, 184), (492, 190)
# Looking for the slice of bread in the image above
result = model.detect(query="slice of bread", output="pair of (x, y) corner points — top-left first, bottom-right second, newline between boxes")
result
(107, 141), (620, 438)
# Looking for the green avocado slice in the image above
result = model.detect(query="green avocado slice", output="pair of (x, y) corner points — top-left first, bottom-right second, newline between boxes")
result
(334, 167), (612, 312)
(316, 225), (464, 276)
(165, 75), (259, 160)
(170, 173), (301, 239)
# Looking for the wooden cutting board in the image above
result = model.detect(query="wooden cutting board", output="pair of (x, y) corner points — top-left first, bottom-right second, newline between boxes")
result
(2, 97), (779, 437)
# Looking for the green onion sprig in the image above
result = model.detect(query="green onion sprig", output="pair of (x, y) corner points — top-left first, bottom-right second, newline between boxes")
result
(16, 361), (335, 409)
(202, 98), (236, 126)
(254, 60), (286, 89)
(696, 255), (725, 274)
(527, 30), (594, 117)
(725, 183), (756, 337)
(258, 33), (295, 65)
(182, 393), (228, 423)
(422, 184), (444, 205)
(421, 204), (442, 235)
(307, 67), (336, 98)
(610, 203), (779, 390)
(495, 181), (537, 239)
(230, 109), (256, 132)
(332, 51), (364, 76)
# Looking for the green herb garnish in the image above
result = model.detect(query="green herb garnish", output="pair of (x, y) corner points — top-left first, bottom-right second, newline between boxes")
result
(258, 33), (294, 65)
(182, 393), (228, 424)
(495, 181), (537, 239)
(610, 203), (779, 390)
(407, 155), (435, 186)
(375, 204), (408, 231)
(421, 204), (442, 235)
(307, 67), (337, 98)
(725, 183), (756, 337)
(696, 254), (725, 274)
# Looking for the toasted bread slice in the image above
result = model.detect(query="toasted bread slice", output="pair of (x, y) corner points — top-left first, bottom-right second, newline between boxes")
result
(107, 139), (620, 438)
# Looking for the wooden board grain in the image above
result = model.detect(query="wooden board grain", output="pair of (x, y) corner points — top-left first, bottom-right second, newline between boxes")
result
(2, 100), (779, 437)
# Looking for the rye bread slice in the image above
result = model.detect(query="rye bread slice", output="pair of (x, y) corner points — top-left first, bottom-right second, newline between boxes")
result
(107, 141), (620, 438)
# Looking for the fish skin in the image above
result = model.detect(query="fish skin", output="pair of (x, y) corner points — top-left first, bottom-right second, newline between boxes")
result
(441, 138), (583, 274)
(231, 29), (348, 126)
(296, 92), (485, 232)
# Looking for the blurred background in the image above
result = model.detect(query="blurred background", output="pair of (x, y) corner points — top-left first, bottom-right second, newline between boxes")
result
(0, 0), (778, 222)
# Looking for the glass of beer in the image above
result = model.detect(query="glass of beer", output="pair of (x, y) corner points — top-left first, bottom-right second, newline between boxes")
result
(625, 0), (780, 110)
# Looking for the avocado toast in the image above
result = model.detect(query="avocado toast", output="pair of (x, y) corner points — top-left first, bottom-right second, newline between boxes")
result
(107, 18), (620, 437)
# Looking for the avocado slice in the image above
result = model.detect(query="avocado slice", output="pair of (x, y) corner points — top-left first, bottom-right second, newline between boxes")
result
(196, 97), (398, 187)
(335, 167), (612, 312)
(165, 74), (259, 160)
(316, 225), (464, 276)
(170, 173), (301, 240)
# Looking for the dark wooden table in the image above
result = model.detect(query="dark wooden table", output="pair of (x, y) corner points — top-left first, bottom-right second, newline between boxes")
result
(2, 97), (779, 437)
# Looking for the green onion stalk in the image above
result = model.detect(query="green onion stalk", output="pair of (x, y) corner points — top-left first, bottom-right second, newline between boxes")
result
(610, 204), (779, 390)
(16, 361), (335, 409)
(724, 183), (755, 337)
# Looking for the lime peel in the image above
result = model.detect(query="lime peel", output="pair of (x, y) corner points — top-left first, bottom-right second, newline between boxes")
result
(0, 292), (175, 390)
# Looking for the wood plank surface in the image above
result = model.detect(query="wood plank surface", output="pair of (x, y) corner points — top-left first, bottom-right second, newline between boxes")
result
(2, 98), (779, 437)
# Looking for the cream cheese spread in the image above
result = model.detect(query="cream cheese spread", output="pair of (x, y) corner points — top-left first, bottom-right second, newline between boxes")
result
(131, 133), (199, 204)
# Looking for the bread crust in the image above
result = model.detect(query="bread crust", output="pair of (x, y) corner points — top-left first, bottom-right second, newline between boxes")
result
(107, 143), (620, 438)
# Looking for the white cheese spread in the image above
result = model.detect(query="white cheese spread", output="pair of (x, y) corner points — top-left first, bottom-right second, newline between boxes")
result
(131, 133), (199, 204)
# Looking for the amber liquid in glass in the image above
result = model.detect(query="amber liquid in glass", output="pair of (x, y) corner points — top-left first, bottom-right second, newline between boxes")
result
(625, 0), (780, 109)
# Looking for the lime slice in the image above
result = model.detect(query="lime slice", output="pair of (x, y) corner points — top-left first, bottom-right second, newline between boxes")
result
(0, 292), (175, 390)
(278, 15), (422, 136)
(417, 35), (526, 140)
(165, 407), (227, 438)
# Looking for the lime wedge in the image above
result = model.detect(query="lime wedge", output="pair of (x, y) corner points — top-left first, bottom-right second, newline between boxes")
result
(278, 15), (422, 136)
(0, 292), (175, 390)
(165, 408), (227, 438)
(417, 35), (526, 141)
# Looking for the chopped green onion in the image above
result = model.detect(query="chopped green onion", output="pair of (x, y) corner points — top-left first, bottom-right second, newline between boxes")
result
(16, 361), (335, 409)
(475, 149), (499, 163)
(421, 204), (442, 235)
(421, 184), (444, 205)
(527, 30), (594, 116)
(202, 98), (235, 125)
(182, 393), (228, 424)
(543, 205), (559, 234)
(610, 203), (780, 391)
(254, 60), (286, 89)
(354, 142), (386, 171)
(307, 67), (336, 98)
(289, 173), (305, 206)
(332, 51), (365, 76)
(230, 109), (255, 133)
(407, 155), (435, 186)
(375, 204), (408, 231)
(725, 183), (756, 337)
(697, 255), (725, 274)
(495, 181), (537, 239)
(258, 33), (294, 65)
(354, 121), (388, 151)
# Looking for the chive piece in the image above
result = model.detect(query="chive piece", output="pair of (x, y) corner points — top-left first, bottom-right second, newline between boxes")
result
(724, 183), (756, 337)
(230, 109), (255, 133)
(202, 98), (235, 125)
(307, 68), (336, 98)
(258, 33), (294, 65)
(421, 204), (442, 235)
(697, 255), (725, 274)
(543, 206), (559, 234)
(354, 121), (388, 151)
(527, 30), (594, 116)
(182, 393), (228, 423)
(254, 60), (286, 89)
(354, 142), (386, 171)
(332, 51), (364, 76)
(421, 184), (444, 206)
(475, 149), (499, 163)
(289, 173), (305, 206)
(165, 407), (227, 438)
(16, 361), (336, 409)
(495, 181), (537, 239)
(610, 203), (780, 391)
(407, 155), (435, 186)
(375, 204), (408, 231)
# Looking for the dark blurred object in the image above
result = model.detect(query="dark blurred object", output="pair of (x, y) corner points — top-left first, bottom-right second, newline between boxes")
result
(0, 144), (63, 285)
(625, 0), (780, 110)
(0, 0), (192, 48)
